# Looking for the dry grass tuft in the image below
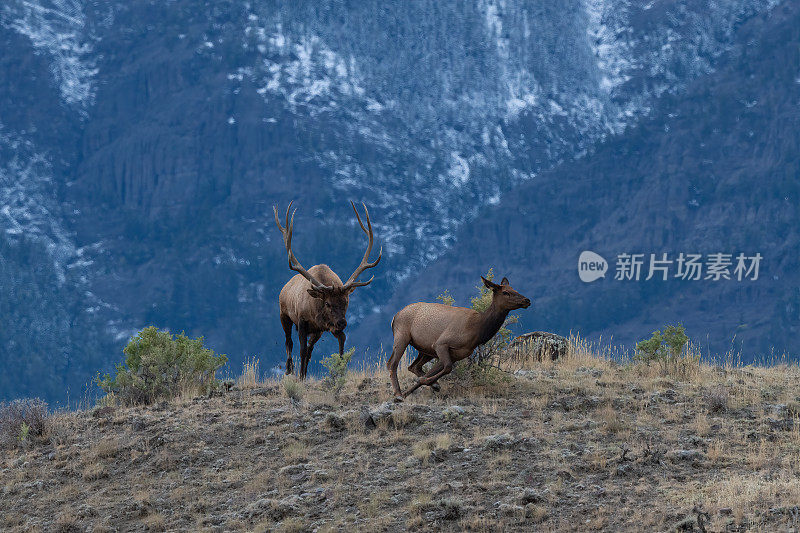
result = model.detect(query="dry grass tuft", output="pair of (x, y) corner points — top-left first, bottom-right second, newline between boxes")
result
(237, 357), (262, 389)
(54, 512), (81, 533)
(82, 462), (109, 481)
(596, 404), (627, 435)
(703, 386), (729, 413)
(92, 437), (124, 460)
(282, 440), (309, 463)
(693, 412), (711, 436)
(282, 376), (304, 401)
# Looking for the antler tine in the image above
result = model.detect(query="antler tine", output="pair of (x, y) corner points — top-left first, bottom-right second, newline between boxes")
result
(273, 200), (293, 229)
(284, 200), (293, 242)
(286, 206), (297, 251)
(350, 200), (368, 234)
(346, 274), (376, 289)
(272, 202), (330, 291)
(343, 202), (382, 289)
(361, 201), (372, 234)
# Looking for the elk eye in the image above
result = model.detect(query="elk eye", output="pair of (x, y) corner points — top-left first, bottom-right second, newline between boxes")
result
(325, 302), (331, 308)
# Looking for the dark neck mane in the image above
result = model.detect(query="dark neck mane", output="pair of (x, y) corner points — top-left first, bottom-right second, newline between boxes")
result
(476, 301), (509, 346)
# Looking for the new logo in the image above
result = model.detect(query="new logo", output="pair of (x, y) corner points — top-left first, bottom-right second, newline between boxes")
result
(578, 251), (608, 283)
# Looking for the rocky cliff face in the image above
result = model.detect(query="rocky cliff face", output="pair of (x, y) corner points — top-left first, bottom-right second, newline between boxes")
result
(0, 0), (795, 402)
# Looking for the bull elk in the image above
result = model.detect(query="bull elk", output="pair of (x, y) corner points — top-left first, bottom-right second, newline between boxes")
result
(274, 201), (381, 379)
(388, 276), (530, 401)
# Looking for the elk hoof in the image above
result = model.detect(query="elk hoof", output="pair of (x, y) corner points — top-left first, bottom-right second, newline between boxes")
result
(430, 383), (441, 392)
(285, 360), (294, 375)
(393, 394), (405, 403)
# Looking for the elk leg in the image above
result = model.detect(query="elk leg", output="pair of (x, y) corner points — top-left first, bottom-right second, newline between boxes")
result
(408, 353), (432, 376)
(302, 331), (321, 379)
(281, 314), (294, 375)
(403, 361), (444, 398)
(298, 322), (309, 380)
(388, 333), (411, 401)
(333, 330), (346, 356)
(409, 353), (440, 391)
(420, 343), (454, 386)
(308, 331), (322, 351)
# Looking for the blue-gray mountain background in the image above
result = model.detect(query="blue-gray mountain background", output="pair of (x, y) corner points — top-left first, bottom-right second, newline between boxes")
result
(1, 0), (798, 403)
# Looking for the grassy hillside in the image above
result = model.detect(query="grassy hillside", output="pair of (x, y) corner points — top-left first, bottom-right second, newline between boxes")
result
(2, 341), (800, 532)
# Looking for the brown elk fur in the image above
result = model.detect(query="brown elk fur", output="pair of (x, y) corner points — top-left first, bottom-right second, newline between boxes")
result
(274, 202), (381, 378)
(388, 276), (530, 400)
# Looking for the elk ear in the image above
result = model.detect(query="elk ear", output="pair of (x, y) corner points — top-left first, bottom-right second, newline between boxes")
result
(482, 276), (501, 291)
(500, 277), (510, 286)
(307, 288), (325, 299)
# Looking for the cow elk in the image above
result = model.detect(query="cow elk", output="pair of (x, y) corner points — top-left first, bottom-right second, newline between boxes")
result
(274, 201), (381, 379)
(388, 276), (530, 401)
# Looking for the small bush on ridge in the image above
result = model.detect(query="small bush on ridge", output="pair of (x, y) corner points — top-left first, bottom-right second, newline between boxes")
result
(321, 347), (355, 395)
(96, 326), (227, 405)
(635, 324), (697, 378)
(0, 398), (49, 449)
(436, 289), (455, 306)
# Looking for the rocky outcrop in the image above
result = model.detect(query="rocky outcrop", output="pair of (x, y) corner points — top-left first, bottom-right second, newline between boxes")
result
(509, 332), (568, 362)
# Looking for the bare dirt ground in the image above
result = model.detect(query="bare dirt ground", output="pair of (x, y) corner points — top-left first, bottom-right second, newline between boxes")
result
(2, 346), (800, 532)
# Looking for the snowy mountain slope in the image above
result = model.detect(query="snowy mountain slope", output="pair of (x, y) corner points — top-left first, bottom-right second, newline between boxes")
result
(0, 126), (74, 277)
(220, 0), (785, 280)
(0, 3), (110, 402)
(1, 0), (97, 109)
(354, 0), (800, 360)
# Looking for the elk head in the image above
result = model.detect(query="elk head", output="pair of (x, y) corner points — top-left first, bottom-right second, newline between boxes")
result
(306, 287), (352, 333)
(273, 201), (382, 333)
(481, 276), (531, 312)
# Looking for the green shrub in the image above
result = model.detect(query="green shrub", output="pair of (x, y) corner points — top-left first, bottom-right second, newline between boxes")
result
(19, 422), (30, 443)
(436, 289), (455, 306)
(96, 327), (227, 405)
(321, 347), (355, 395)
(635, 324), (697, 378)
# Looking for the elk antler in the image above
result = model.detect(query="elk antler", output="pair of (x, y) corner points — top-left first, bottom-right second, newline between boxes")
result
(273, 201), (332, 291)
(342, 201), (382, 290)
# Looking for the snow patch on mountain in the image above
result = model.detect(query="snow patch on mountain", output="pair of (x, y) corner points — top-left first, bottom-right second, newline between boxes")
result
(1, 0), (97, 109)
(480, 0), (509, 59)
(0, 125), (77, 282)
(625, 0), (782, 100)
(448, 152), (471, 186)
(584, 0), (635, 95)
(242, 21), (365, 116)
